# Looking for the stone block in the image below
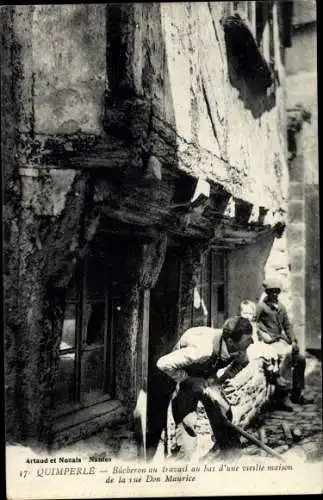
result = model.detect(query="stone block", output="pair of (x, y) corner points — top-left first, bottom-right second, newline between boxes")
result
(290, 248), (305, 273)
(234, 199), (253, 225)
(286, 223), (305, 246)
(292, 294), (305, 312)
(293, 325), (306, 352)
(288, 201), (304, 224)
(289, 154), (304, 183)
(292, 296), (305, 321)
(278, 275), (290, 290)
(288, 182), (304, 201)
(291, 274), (305, 296)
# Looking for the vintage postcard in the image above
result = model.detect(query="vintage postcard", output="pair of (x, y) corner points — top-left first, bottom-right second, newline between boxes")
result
(3, 1), (321, 499)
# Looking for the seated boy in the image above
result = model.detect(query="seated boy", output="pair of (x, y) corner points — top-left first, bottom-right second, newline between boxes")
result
(256, 278), (314, 410)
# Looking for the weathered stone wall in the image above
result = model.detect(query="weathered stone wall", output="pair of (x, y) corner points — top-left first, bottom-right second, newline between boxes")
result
(285, 23), (317, 77)
(286, 20), (319, 350)
(2, 6), (22, 440)
(286, 130), (306, 352)
(286, 72), (318, 186)
(285, 123), (319, 352)
(2, 5), (105, 443)
(4, 166), (97, 444)
(305, 183), (320, 349)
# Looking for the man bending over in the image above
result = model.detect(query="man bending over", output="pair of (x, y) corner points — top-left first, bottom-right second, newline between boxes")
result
(156, 317), (254, 460)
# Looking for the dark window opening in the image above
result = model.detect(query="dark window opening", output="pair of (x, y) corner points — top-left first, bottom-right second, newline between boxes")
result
(147, 246), (182, 456)
(53, 244), (116, 416)
(217, 284), (225, 313)
(190, 250), (228, 329)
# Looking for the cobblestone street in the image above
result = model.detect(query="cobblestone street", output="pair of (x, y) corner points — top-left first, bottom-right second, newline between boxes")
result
(243, 354), (322, 460)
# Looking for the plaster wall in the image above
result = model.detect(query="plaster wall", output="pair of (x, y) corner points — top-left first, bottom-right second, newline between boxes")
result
(134, 2), (288, 211)
(227, 232), (275, 316)
(32, 4), (107, 135)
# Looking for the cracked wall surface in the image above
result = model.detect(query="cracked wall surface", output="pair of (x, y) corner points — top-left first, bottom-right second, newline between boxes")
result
(129, 2), (289, 211)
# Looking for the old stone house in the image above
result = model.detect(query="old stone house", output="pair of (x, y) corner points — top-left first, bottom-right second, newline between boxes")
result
(2, 2), (306, 451)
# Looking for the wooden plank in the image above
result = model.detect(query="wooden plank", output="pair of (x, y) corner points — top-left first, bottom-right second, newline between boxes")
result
(217, 236), (255, 245)
(141, 289), (151, 393)
(69, 151), (132, 169)
(210, 243), (237, 250)
(134, 288), (151, 459)
(176, 260), (184, 335)
(75, 260), (86, 402)
(223, 228), (259, 239)
(52, 399), (125, 433)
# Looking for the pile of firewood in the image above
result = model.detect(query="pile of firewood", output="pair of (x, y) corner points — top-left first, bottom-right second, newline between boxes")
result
(220, 357), (277, 427)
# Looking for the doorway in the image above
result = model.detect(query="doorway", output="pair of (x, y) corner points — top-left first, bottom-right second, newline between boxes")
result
(146, 245), (182, 457)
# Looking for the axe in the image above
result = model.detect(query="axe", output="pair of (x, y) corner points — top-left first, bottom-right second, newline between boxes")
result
(203, 385), (286, 462)
(226, 420), (286, 461)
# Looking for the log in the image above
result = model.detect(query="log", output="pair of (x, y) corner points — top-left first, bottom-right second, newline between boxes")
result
(220, 357), (276, 427)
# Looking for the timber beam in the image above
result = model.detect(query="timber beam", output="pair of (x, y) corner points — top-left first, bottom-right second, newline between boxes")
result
(17, 131), (133, 170)
(16, 87), (286, 246)
(95, 169), (285, 244)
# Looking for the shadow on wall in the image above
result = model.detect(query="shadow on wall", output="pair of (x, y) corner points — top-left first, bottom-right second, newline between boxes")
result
(223, 14), (276, 119)
(227, 232), (276, 315)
